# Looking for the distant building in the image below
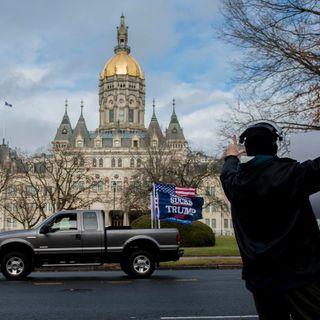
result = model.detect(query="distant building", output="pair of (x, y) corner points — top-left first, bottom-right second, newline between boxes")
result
(0, 139), (24, 230)
(0, 16), (232, 235)
(52, 15), (190, 227)
(52, 15), (232, 233)
(0, 139), (20, 171)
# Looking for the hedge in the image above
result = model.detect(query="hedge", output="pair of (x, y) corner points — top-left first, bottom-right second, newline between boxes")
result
(131, 214), (215, 247)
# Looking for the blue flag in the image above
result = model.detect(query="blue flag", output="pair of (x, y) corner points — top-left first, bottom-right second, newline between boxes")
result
(157, 190), (203, 224)
(4, 101), (13, 107)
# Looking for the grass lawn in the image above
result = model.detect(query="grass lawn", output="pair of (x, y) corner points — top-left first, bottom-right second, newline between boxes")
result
(160, 236), (242, 268)
(182, 236), (240, 257)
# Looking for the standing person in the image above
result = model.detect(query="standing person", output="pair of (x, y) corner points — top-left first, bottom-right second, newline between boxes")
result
(220, 121), (320, 319)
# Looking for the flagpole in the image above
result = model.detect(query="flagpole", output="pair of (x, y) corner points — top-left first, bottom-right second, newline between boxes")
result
(1, 99), (4, 140)
(156, 195), (161, 229)
(1, 98), (13, 141)
(150, 192), (154, 229)
(152, 183), (156, 229)
(2, 118), (5, 140)
(154, 183), (161, 229)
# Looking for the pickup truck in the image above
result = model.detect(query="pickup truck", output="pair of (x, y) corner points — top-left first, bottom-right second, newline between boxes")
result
(0, 210), (182, 280)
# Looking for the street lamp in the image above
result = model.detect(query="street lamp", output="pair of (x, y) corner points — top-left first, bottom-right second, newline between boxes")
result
(112, 181), (117, 211)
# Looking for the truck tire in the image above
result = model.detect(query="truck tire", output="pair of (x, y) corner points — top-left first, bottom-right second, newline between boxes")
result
(126, 250), (155, 278)
(120, 260), (131, 276)
(1, 251), (31, 281)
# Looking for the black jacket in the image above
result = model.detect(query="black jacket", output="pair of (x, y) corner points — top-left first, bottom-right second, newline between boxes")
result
(220, 155), (320, 292)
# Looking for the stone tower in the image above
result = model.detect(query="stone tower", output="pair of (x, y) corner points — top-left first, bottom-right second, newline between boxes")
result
(98, 14), (145, 133)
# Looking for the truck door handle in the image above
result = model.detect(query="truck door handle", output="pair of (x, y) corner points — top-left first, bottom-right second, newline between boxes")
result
(75, 234), (81, 240)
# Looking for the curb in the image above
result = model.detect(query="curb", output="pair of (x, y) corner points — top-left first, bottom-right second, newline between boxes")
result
(36, 257), (243, 272)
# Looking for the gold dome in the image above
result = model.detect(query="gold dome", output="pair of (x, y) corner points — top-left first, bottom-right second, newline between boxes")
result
(100, 51), (143, 80)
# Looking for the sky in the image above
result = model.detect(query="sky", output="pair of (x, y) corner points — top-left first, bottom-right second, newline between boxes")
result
(0, 0), (238, 155)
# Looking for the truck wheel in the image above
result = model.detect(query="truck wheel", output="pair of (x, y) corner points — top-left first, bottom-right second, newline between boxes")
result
(1, 251), (31, 280)
(127, 250), (155, 278)
(120, 260), (131, 276)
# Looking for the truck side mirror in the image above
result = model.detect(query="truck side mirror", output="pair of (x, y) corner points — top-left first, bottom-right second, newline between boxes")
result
(40, 225), (50, 234)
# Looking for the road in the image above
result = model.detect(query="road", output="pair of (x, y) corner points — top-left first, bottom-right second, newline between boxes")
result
(0, 269), (258, 320)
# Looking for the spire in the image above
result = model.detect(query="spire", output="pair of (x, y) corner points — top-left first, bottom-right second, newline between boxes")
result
(53, 100), (73, 144)
(114, 14), (131, 54)
(61, 99), (71, 125)
(170, 98), (179, 124)
(72, 100), (91, 147)
(151, 99), (157, 121)
(147, 98), (165, 145)
(166, 98), (186, 143)
(80, 99), (84, 120)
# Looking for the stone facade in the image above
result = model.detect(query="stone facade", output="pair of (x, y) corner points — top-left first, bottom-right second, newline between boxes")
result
(52, 15), (190, 227)
(0, 16), (233, 235)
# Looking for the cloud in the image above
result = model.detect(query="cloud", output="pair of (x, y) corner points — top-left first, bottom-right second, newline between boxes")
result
(176, 89), (235, 155)
(0, 0), (236, 156)
(145, 72), (236, 155)
(181, 102), (233, 155)
(1, 89), (98, 152)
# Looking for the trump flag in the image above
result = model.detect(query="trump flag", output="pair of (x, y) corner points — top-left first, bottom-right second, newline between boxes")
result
(152, 183), (203, 225)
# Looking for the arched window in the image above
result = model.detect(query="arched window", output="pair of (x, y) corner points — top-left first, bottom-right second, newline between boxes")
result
(92, 158), (97, 167)
(119, 110), (125, 122)
(99, 158), (103, 167)
(130, 158), (135, 168)
(152, 139), (157, 147)
(111, 158), (116, 168)
(118, 158), (122, 167)
(109, 110), (114, 123)
(137, 158), (141, 168)
(129, 109), (134, 122)
(97, 181), (104, 192)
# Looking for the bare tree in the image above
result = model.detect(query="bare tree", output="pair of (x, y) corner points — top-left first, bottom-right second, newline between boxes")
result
(12, 149), (104, 222)
(0, 149), (106, 229)
(0, 167), (12, 195)
(220, 0), (320, 135)
(121, 144), (176, 213)
(3, 180), (43, 229)
(121, 146), (226, 214)
(0, 166), (15, 230)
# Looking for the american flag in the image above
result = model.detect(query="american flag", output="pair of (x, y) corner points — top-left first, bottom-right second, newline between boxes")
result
(4, 101), (13, 108)
(154, 183), (196, 197)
